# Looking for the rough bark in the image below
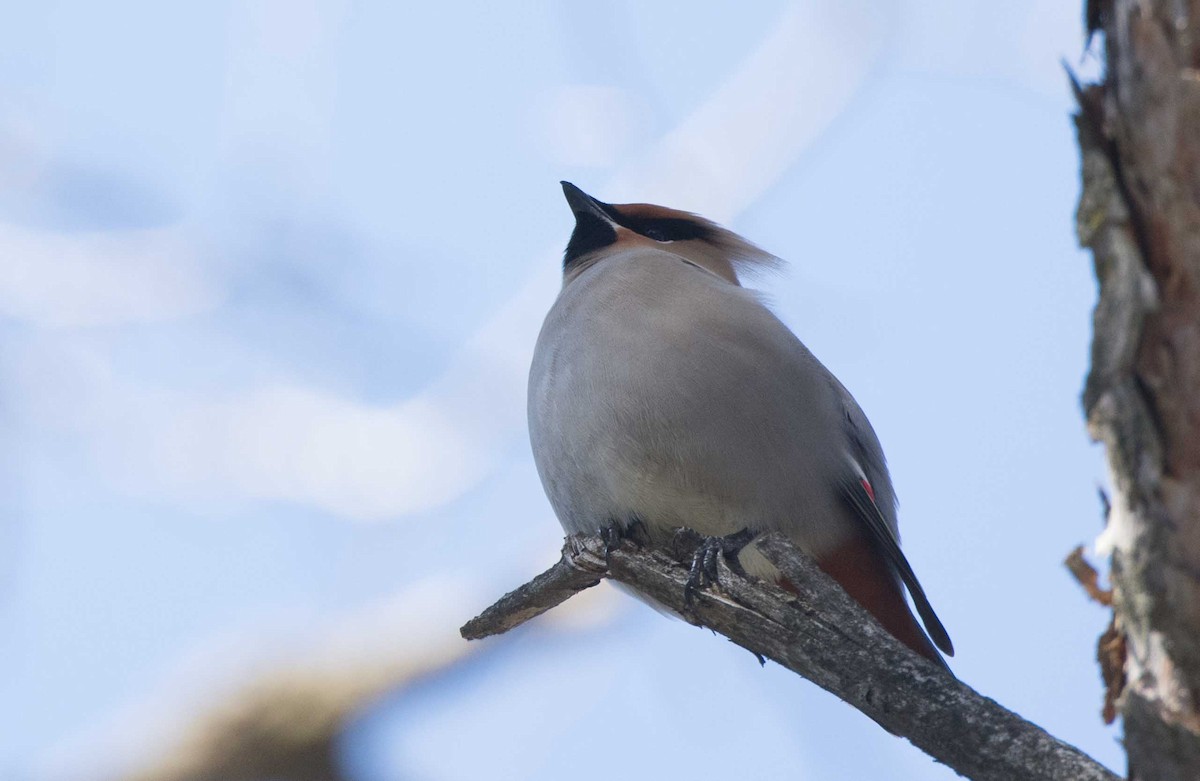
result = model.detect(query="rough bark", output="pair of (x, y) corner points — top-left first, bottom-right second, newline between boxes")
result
(464, 531), (1119, 781)
(1075, 1), (1200, 778)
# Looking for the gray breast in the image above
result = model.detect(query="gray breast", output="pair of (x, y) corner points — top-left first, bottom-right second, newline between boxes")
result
(528, 249), (867, 557)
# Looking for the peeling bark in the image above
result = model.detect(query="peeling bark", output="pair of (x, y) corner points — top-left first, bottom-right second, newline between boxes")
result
(1075, 1), (1200, 777)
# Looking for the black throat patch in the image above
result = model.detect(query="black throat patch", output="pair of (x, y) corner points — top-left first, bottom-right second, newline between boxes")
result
(563, 211), (618, 268)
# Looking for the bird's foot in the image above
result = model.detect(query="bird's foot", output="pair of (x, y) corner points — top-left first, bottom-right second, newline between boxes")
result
(598, 516), (651, 556)
(684, 527), (756, 606)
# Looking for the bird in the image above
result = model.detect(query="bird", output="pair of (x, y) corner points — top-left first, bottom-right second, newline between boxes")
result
(527, 181), (953, 668)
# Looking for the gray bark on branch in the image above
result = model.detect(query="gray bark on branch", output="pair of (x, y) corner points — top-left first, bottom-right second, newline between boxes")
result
(462, 531), (1119, 781)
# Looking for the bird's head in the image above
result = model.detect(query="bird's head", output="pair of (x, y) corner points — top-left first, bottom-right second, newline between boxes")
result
(559, 181), (778, 285)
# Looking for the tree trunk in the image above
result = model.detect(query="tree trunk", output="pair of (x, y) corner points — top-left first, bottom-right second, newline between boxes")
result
(1076, 1), (1200, 778)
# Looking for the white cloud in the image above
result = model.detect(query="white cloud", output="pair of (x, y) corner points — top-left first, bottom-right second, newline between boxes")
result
(0, 222), (221, 327)
(607, 1), (884, 222)
(10, 324), (530, 520)
(10, 2), (883, 521)
(152, 384), (495, 520)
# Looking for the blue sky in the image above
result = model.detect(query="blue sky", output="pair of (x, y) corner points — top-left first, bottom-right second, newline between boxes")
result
(4, 2), (1119, 779)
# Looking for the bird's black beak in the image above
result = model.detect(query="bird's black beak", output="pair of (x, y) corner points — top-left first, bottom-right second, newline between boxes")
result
(560, 182), (619, 268)
(561, 181), (613, 223)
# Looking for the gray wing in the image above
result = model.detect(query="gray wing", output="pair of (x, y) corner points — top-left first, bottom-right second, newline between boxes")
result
(839, 392), (955, 656)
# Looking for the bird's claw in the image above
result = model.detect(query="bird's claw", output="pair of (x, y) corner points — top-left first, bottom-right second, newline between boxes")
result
(598, 516), (651, 556)
(684, 527), (756, 606)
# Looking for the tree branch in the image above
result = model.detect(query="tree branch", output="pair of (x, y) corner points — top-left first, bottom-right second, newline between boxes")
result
(462, 531), (1119, 781)
(461, 535), (609, 639)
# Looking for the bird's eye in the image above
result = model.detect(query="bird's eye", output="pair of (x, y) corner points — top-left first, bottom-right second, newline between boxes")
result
(626, 217), (707, 243)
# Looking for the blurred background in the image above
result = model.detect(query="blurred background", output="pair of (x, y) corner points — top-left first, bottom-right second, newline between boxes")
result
(4, 1), (1117, 779)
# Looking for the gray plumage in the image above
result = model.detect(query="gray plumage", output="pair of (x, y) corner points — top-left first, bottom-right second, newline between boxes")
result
(530, 246), (890, 556)
(528, 183), (952, 661)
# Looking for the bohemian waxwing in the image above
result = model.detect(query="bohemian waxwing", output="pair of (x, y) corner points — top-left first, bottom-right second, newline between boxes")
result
(527, 182), (953, 667)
